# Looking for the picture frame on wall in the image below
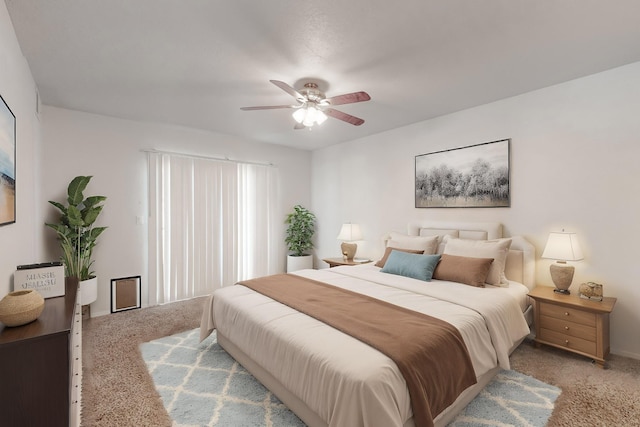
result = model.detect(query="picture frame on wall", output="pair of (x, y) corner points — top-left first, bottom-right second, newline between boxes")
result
(415, 139), (510, 208)
(111, 275), (142, 313)
(0, 94), (16, 226)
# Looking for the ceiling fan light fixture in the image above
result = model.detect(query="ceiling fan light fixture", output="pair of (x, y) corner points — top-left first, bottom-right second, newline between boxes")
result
(292, 104), (328, 127)
(243, 79), (369, 128)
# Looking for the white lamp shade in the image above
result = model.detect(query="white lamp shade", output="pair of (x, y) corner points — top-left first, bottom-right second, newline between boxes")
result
(337, 223), (363, 241)
(302, 108), (317, 127)
(541, 232), (584, 261)
(315, 109), (328, 124)
(292, 108), (306, 123)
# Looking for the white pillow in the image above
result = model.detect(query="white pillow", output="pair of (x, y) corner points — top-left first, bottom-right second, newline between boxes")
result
(443, 237), (512, 286)
(387, 232), (438, 255)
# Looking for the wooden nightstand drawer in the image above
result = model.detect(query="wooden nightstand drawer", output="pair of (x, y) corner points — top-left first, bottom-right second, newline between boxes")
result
(529, 286), (617, 368)
(538, 301), (596, 326)
(539, 315), (596, 341)
(539, 328), (597, 355)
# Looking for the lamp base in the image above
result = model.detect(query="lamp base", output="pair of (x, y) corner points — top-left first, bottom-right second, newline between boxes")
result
(550, 261), (575, 294)
(341, 242), (357, 261)
(553, 288), (571, 295)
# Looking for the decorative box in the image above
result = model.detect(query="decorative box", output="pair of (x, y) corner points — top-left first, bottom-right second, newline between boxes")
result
(14, 262), (65, 298)
(579, 281), (603, 301)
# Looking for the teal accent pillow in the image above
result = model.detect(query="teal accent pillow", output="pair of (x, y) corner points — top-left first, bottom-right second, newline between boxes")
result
(380, 250), (441, 281)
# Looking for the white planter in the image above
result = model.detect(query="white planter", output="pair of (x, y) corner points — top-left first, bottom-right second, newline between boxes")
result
(80, 277), (98, 306)
(287, 255), (313, 272)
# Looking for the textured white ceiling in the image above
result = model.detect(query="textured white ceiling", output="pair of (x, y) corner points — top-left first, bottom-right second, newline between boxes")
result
(6, 0), (640, 150)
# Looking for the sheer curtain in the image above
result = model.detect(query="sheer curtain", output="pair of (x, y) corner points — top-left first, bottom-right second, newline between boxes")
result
(148, 152), (280, 305)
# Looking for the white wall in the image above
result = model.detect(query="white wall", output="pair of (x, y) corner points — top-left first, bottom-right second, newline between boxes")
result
(312, 61), (640, 359)
(41, 106), (311, 316)
(0, 3), (42, 297)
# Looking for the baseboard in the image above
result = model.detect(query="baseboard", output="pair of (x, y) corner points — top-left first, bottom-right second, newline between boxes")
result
(89, 308), (110, 318)
(611, 348), (640, 361)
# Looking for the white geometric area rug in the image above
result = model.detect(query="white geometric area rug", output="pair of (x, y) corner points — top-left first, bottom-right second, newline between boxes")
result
(140, 329), (560, 427)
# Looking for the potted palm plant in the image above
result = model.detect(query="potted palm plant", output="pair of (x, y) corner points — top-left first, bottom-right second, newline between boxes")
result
(285, 204), (316, 272)
(45, 176), (107, 306)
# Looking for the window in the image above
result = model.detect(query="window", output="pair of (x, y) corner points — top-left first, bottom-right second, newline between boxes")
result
(148, 152), (280, 304)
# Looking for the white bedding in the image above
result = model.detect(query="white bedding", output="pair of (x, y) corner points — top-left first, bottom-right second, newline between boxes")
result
(200, 265), (530, 427)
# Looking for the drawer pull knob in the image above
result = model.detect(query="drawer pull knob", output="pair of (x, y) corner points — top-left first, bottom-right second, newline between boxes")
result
(565, 326), (569, 330)
(564, 312), (570, 316)
(565, 340), (569, 345)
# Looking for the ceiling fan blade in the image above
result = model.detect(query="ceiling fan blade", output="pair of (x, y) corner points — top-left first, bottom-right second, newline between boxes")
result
(325, 91), (370, 106)
(240, 105), (295, 111)
(270, 80), (306, 102)
(324, 108), (365, 126)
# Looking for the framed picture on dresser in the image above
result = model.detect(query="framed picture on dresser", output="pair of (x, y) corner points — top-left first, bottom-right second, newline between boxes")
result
(415, 139), (510, 208)
(0, 94), (16, 226)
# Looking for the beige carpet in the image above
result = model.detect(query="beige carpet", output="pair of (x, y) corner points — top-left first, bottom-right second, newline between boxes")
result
(82, 297), (640, 427)
(82, 297), (206, 426)
(510, 341), (640, 426)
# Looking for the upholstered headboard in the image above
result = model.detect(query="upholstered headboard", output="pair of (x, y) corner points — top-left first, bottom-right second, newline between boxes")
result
(406, 221), (535, 290)
(407, 221), (503, 240)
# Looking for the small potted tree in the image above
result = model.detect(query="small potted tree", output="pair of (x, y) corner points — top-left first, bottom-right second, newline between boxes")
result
(285, 204), (316, 272)
(45, 176), (107, 306)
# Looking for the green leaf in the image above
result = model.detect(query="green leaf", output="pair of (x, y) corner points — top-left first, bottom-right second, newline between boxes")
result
(83, 206), (103, 226)
(84, 195), (107, 209)
(89, 227), (107, 240)
(66, 205), (85, 227)
(67, 175), (91, 206)
(45, 222), (72, 238)
(48, 200), (67, 214)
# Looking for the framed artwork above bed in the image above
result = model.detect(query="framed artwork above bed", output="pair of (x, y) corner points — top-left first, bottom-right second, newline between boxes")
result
(415, 139), (510, 208)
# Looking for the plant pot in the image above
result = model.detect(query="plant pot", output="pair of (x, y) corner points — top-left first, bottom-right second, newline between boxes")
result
(80, 277), (98, 306)
(0, 290), (45, 327)
(287, 255), (313, 272)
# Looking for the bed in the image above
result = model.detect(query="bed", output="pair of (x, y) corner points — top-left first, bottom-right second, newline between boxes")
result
(200, 221), (535, 427)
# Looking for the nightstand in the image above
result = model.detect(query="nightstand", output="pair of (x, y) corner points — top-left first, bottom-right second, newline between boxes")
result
(529, 286), (616, 368)
(322, 257), (372, 268)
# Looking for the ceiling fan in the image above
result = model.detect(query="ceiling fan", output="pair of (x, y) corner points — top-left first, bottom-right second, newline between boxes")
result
(240, 80), (371, 129)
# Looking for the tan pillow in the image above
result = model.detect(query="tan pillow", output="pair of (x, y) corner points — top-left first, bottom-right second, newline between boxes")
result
(375, 247), (425, 268)
(443, 237), (512, 286)
(387, 232), (438, 254)
(433, 254), (494, 287)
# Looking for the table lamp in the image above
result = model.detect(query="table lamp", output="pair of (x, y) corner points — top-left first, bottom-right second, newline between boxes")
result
(337, 223), (363, 261)
(541, 231), (584, 294)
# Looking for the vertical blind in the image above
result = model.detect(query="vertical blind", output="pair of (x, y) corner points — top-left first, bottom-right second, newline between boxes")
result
(148, 152), (280, 305)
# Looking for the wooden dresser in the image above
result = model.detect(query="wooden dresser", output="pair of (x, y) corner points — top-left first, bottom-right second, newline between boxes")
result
(529, 285), (616, 368)
(0, 278), (82, 426)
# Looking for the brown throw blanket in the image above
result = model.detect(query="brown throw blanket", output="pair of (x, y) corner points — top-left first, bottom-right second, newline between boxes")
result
(239, 273), (477, 427)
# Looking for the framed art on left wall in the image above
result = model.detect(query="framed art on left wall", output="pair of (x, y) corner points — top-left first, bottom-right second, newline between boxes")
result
(0, 94), (16, 226)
